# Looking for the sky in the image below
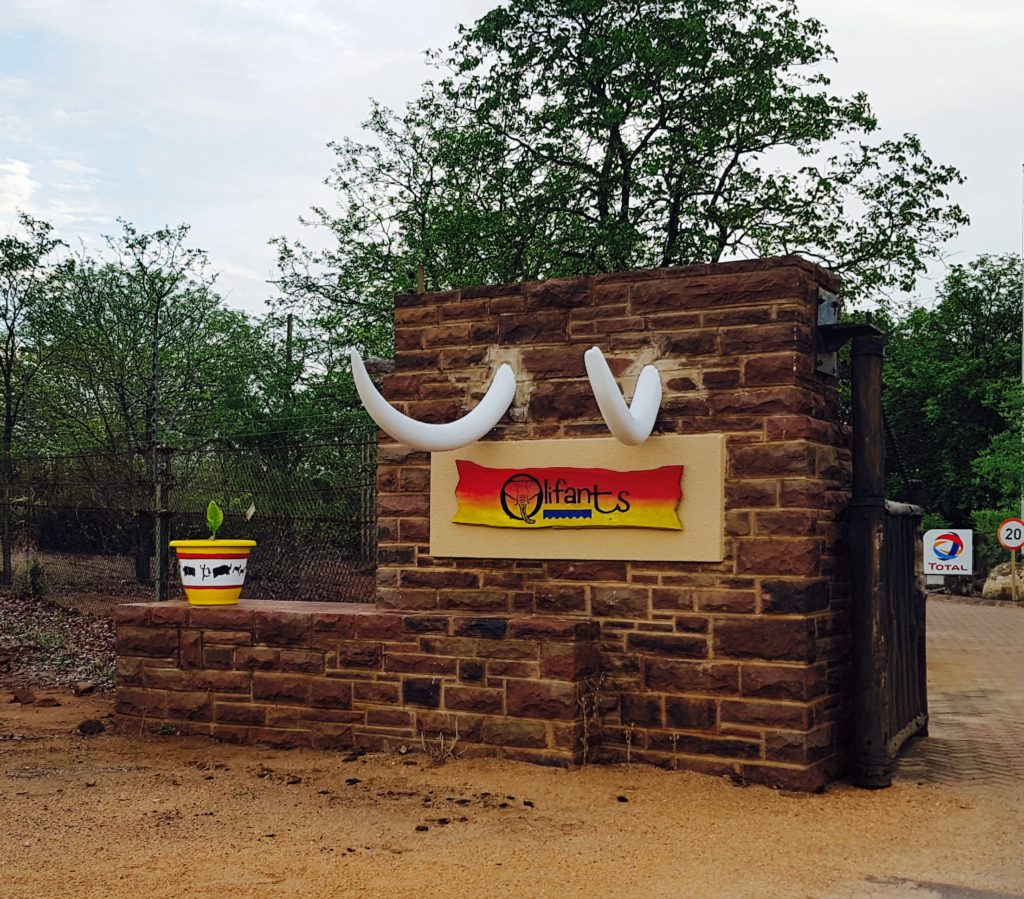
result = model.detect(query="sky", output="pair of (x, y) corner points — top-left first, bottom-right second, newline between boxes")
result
(1, 0), (1022, 315)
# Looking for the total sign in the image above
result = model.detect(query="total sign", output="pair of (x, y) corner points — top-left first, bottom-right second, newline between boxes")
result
(923, 529), (973, 575)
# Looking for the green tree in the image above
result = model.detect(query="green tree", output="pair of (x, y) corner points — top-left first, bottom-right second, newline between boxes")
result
(972, 386), (1023, 510)
(883, 254), (1023, 525)
(213, 308), (369, 455)
(0, 213), (64, 583)
(277, 0), (966, 344)
(39, 222), (265, 581)
(43, 222), (262, 454)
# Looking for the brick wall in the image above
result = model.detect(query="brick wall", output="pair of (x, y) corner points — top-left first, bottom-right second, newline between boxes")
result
(116, 257), (852, 790)
(375, 257), (850, 788)
(116, 601), (599, 765)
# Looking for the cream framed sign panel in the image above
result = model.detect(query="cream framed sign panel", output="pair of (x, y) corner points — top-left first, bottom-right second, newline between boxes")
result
(430, 434), (726, 562)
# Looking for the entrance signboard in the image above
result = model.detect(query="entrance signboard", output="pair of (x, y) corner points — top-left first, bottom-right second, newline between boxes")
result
(453, 460), (683, 530)
(922, 528), (973, 575)
(430, 434), (725, 562)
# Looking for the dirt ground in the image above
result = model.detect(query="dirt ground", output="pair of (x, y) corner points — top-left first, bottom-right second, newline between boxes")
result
(1, 689), (1022, 898)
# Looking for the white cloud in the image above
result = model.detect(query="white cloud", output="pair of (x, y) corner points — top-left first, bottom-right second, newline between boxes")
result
(0, 0), (498, 310)
(49, 158), (100, 177)
(0, 155), (111, 243)
(0, 159), (39, 215)
(0, 75), (30, 97)
(809, 0), (1024, 30)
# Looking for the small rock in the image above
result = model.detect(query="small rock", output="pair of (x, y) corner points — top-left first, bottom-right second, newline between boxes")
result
(415, 825), (429, 832)
(34, 697), (61, 708)
(523, 800), (534, 808)
(77, 719), (105, 736)
(318, 789), (331, 795)
(85, 781), (96, 788)
(72, 682), (96, 697)
(436, 818), (450, 826)
(285, 775), (302, 785)
(616, 795), (629, 803)
(255, 766), (273, 779)
(345, 777), (361, 786)
(11, 688), (35, 705)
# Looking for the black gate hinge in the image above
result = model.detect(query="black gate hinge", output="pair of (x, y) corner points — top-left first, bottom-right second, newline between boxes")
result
(816, 289), (884, 375)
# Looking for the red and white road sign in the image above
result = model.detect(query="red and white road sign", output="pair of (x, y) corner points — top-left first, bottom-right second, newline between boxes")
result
(998, 518), (1024, 551)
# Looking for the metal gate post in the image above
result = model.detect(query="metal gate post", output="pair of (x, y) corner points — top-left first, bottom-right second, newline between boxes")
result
(849, 332), (891, 787)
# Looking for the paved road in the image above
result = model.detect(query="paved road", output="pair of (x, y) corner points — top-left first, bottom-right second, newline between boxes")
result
(894, 597), (1024, 793)
(829, 598), (1024, 898)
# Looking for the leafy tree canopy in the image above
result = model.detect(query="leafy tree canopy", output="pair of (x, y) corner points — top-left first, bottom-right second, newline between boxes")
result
(883, 254), (1023, 526)
(36, 222), (264, 455)
(0, 213), (66, 442)
(275, 0), (967, 355)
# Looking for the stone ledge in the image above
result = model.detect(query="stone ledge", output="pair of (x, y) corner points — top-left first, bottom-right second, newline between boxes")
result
(114, 601), (600, 642)
(114, 599), (377, 625)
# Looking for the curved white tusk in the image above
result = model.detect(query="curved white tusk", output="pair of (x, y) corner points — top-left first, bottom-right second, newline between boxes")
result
(584, 346), (662, 446)
(349, 348), (515, 451)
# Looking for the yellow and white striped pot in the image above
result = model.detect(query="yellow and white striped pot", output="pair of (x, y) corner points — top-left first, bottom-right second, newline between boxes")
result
(169, 539), (257, 605)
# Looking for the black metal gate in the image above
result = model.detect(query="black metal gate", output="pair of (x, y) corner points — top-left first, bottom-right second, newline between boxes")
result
(883, 501), (928, 757)
(846, 325), (929, 787)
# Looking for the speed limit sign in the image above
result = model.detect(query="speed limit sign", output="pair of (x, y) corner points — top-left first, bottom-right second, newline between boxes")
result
(998, 518), (1024, 551)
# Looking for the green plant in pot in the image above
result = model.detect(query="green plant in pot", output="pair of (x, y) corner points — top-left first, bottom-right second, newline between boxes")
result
(169, 501), (256, 605)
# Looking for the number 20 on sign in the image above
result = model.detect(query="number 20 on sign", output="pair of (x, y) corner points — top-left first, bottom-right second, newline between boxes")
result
(998, 518), (1024, 551)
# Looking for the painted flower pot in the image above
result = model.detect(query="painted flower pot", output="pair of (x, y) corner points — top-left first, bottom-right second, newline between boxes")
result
(169, 539), (256, 605)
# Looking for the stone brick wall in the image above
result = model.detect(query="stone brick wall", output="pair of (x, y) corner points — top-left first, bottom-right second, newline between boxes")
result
(115, 256), (852, 790)
(116, 601), (599, 765)
(375, 257), (850, 788)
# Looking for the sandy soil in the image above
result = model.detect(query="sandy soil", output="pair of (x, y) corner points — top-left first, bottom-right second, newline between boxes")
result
(1, 689), (1022, 899)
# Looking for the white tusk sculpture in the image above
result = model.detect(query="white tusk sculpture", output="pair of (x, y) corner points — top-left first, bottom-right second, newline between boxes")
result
(349, 348), (516, 451)
(584, 346), (663, 446)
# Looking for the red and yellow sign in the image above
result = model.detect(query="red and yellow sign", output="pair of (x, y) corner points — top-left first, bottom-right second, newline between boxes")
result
(453, 460), (683, 530)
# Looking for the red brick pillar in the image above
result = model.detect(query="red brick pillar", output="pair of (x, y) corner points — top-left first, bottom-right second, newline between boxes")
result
(375, 257), (849, 789)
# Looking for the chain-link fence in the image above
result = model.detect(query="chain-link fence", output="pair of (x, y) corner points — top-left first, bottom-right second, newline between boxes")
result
(2, 431), (378, 616)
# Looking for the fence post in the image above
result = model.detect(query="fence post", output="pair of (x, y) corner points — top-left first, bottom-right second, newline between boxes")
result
(153, 445), (172, 601)
(360, 437), (377, 566)
(849, 332), (891, 788)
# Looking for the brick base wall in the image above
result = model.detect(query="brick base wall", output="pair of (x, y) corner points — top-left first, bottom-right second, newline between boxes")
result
(116, 601), (599, 766)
